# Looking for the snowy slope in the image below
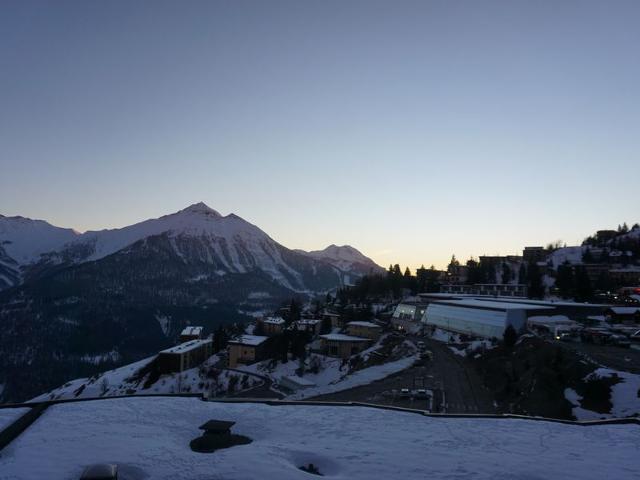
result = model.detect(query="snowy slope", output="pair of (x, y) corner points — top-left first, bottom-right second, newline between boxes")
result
(2, 397), (638, 480)
(31, 354), (263, 402)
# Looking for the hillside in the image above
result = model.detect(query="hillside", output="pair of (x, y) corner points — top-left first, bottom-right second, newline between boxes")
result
(0, 203), (382, 403)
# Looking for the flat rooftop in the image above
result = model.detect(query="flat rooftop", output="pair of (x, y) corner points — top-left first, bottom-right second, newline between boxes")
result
(159, 339), (211, 355)
(320, 333), (370, 342)
(431, 299), (555, 311)
(228, 334), (269, 346)
(1, 397), (637, 479)
(346, 321), (381, 328)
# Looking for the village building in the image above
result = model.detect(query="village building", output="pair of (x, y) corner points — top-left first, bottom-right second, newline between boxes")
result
(609, 267), (640, 287)
(424, 299), (555, 339)
(319, 333), (370, 359)
(605, 307), (640, 325)
(526, 315), (581, 338)
(346, 321), (382, 340)
(391, 301), (428, 333)
(321, 310), (343, 328)
(523, 246), (547, 264)
(257, 316), (286, 336)
(179, 326), (204, 343)
(440, 283), (527, 297)
(295, 318), (322, 335)
(157, 339), (213, 374)
(227, 335), (269, 367)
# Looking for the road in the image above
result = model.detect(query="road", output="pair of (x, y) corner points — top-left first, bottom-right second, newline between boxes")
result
(556, 341), (640, 374)
(309, 335), (496, 414)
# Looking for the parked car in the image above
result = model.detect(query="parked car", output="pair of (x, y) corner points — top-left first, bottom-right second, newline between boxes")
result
(399, 388), (411, 398)
(414, 389), (429, 399)
(416, 341), (426, 351)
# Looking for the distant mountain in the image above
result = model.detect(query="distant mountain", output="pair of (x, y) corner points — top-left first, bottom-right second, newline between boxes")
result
(0, 203), (382, 402)
(301, 244), (384, 283)
(0, 215), (79, 289)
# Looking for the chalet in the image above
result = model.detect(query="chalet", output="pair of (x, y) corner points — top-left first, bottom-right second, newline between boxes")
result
(157, 339), (213, 374)
(319, 333), (370, 359)
(346, 321), (382, 341)
(257, 316), (286, 336)
(227, 335), (269, 367)
(180, 326), (204, 343)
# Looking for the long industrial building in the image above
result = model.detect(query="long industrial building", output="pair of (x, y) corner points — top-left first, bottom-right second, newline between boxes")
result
(424, 299), (555, 338)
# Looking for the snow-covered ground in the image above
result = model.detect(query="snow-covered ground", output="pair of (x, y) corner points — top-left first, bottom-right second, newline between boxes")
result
(565, 368), (640, 420)
(31, 355), (262, 402)
(0, 407), (29, 431)
(237, 337), (417, 399)
(429, 328), (496, 357)
(0, 397), (638, 479)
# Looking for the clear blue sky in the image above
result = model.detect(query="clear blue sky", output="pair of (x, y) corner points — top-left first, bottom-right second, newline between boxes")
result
(1, 0), (639, 270)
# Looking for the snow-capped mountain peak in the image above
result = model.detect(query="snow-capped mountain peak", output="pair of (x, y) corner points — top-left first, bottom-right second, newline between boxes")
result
(0, 215), (80, 264)
(174, 202), (222, 218)
(303, 244), (383, 275)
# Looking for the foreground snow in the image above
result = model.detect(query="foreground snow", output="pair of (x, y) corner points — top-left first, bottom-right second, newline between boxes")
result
(0, 407), (28, 431)
(0, 397), (638, 479)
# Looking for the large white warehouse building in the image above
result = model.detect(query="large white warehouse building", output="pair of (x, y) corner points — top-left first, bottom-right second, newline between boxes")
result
(423, 299), (555, 339)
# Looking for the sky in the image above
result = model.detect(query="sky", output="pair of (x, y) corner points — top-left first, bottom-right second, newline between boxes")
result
(1, 0), (639, 270)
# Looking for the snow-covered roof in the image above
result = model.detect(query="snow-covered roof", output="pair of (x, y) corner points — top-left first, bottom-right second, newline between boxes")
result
(180, 326), (203, 336)
(320, 333), (370, 342)
(262, 316), (285, 325)
(159, 339), (211, 355)
(527, 315), (579, 327)
(607, 307), (640, 315)
(297, 319), (320, 325)
(228, 334), (269, 346)
(435, 299), (554, 311)
(347, 321), (381, 328)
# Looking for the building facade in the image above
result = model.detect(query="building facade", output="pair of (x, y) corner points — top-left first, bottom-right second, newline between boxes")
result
(157, 339), (213, 374)
(346, 321), (382, 341)
(319, 334), (370, 359)
(227, 335), (269, 367)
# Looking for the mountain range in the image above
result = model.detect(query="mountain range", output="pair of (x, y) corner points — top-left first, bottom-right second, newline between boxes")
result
(0, 203), (382, 402)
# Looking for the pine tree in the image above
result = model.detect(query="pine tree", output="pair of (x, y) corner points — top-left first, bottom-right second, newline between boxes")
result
(503, 325), (518, 348)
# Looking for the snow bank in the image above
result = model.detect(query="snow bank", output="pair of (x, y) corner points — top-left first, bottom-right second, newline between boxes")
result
(1, 397), (637, 479)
